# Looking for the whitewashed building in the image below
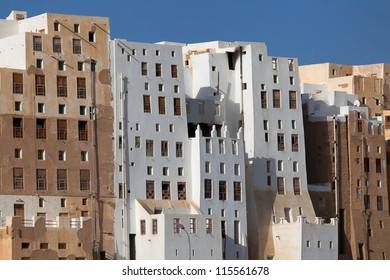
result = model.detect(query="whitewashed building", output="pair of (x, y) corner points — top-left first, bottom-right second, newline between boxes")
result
(183, 41), (337, 260)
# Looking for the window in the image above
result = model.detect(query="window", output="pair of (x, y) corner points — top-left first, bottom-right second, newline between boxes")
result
(36, 169), (47, 191)
(234, 182), (241, 201)
(171, 65), (178, 78)
(204, 179), (212, 199)
(278, 120), (282, 129)
(88, 31), (95, 42)
(277, 177), (285, 194)
(205, 162), (211, 173)
(77, 78), (86, 99)
(135, 136), (141, 148)
(261, 91), (267, 108)
(220, 163), (225, 174)
(277, 133), (285, 151)
(219, 140), (225, 154)
(57, 169), (67, 191)
(263, 120), (269, 130)
(38, 103), (45, 113)
(273, 75), (278, 84)
(58, 243), (67, 250)
(265, 133), (269, 142)
(162, 181), (170, 200)
(158, 84), (163, 92)
(206, 139), (212, 154)
(190, 218), (196, 234)
(266, 160), (271, 173)
(15, 101), (22, 111)
(13, 73), (23, 94)
(364, 158), (370, 172)
(13, 168), (23, 190)
(161, 141), (168, 157)
(178, 167), (184, 176)
(173, 98), (181, 115)
(174, 85), (179, 93)
(118, 183), (125, 199)
(234, 164), (240, 176)
(377, 196), (384, 211)
(156, 63), (162, 77)
(289, 91), (297, 109)
(58, 60), (66, 71)
(158, 97), (166, 114)
(40, 243), (49, 250)
(78, 62), (84, 71)
(219, 181), (227, 200)
(141, 62), (148, 76)
(15, 148), (22, 159)
(73, 39), (81, 54)
(152, 219), (158, 234)
(278, 160), (283, 171)
(272, 58), (278, 70)
(163, 167), (169, 176)
(37, 149), (45, 160)
(146, 140), (153, 156)
(80, 170), (90, 191)
(34, 75), (45, 96)
(234, 221), (240, 244)
(173, 218), (180, 234)
(146, 180), (155, 199)
(56, 104), (66, 115)
(54, 21), (59, 31)
(292, 120), (297, 129)
(59, 150), (66, 161)
(364, 195), (370, 209)
(289, 76), (295, 85)
(143, 95), (151, 113)
(357, 120), (363, 132)
(140, 220), (146, 235)
(74, 24), (79, 33)
(78, 121), (88, 141)
(178, 182), (186, 200)
(206, 219), (213, 234)
(36, 119), (46, 139)
(176, 142), (183, 157)
(376, 158), (382, 173)
(258, 54), (263, 61)
(13, 118), (23, 138)
(291, 134), (299, 152)
(293, 161), (298, 172)
(36, 59), (43, 69)
(33, 36), (42, 51)
(53, 37), (61, 53)
(57, 120), (67, 140)
(215, 104), (221, 116)
(273, 90), (281, 108)
(81, 151), (88, 162)
(293, 178), (301, 195)
(288, 59), (295, 71)
(57, 76), (67, 97)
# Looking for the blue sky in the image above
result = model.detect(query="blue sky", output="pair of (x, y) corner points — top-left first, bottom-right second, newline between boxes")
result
(1, 0), (390, 66)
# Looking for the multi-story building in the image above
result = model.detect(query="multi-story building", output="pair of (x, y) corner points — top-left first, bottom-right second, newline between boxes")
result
(110, 40), (225, 260)
(302, 84), (390, 260)
(0, 11), (115, 259)
(183, 41), (337, 260)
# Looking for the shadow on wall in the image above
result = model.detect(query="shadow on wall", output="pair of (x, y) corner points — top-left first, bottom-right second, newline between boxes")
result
(245, 156), (278, 260)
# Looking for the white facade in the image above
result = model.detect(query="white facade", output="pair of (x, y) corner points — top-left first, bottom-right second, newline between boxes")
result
(183, 41), (337, 260)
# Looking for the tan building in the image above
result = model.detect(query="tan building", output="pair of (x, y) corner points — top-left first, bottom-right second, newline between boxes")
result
(302, 88), (390, 260)
(300, 63), (390, 117)
(0, 11), (114, 259)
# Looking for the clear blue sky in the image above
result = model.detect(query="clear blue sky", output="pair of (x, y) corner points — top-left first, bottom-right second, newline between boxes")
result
(2, 0), (390, 66)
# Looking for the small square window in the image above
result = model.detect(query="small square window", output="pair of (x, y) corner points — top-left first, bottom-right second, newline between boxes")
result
(15, 148), (22, 159)
(15, 101), (22, 111)
(174, 85), (179, 93)
(258, 54), (263, 61)
(163, 167), (169, 176)
(59, 104), (66, 114)
(60, 198), (66, 207)
(74, 24), (79, 33)
(78, 62), (84, 71)
(82, 198), (87, 205)
(36, 59), (43, 69)
(155, 123), (160, 132)
(144, 82), (149, 90)
(171, 51), (175, 57)
(178, 167), (184, 176)
(54, 22), (59, 31)
(156, 50), (160, 56)
(158, 84), (164, 92)
(292, 120), (297, 129)
(58, 60), (66, 71)
(142, 49), (147, 55)
(80, 105), (87, 115)
(37, 149), (45, 160)
(58, 150), (66, 161)
(81, 151), (88, 162)
(169, 124), (174, 132)
(147, 166), (153, 175)
(38, 103), (45, 113)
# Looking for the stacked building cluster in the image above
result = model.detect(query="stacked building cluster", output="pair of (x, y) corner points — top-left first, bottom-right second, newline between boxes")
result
(0, 11), (387, 260)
